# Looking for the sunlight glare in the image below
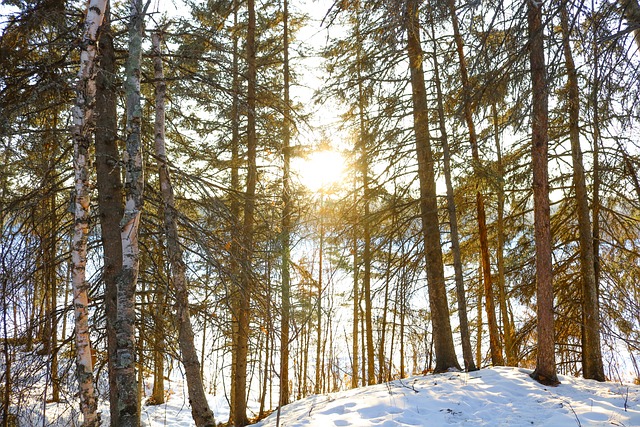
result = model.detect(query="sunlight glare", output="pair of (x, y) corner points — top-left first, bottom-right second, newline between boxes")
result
(296, 150), (345, 192)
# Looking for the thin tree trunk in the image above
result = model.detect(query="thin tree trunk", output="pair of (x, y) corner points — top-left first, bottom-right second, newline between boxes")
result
(151, 32), (215, 426)
(353, 1), (376, 386)
(352, 181), (359, 388)
(94, 5), (123, 423)
(116, 0), (146, 423)
(429, 16), (476, 372)
(447, 0), (503, 366)
(559, 7), (605, 382)
(229, 0), (241, 422)
(528, 0), (559, 386)
(69, 1), (107, 425)
(279, 0), (292, 407)
(591, 1), (602, 292)
(233, 0), (256, 423)
(406, 0), (460, 373)
(476, 263), (483, 368)
(315, 202), (323, 394)
(492, 103), (516, 366)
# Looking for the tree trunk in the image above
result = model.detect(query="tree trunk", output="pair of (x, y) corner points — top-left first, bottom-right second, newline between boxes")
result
(315, 202), (323, 394)
(559, 7), (605, 382)
(279, 0), (292, 407)
(94, 5), (123, 423)
(151, 32), (216, 426)
(351, 181), (359, 388)
(233, 0), (256, 423)
(69, 1), (107, 425)
(492, 103), (516, 366)
(430, 16), (476, 372)
(116, 0), (145, 423)
(528, 0), (559, 386)
(229, 1), (241, 422)
(446, 0), (503, 366)
(406, 0), (460, 373)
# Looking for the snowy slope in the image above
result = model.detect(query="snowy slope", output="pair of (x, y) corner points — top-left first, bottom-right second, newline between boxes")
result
(253, 367), (640, 427)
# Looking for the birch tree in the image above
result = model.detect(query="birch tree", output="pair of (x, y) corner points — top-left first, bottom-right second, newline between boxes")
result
(116, 0), (146, 424)
(70, 0), (108, 425)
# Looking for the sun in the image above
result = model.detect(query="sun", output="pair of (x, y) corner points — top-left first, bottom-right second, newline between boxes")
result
(295, 149), (346, 193)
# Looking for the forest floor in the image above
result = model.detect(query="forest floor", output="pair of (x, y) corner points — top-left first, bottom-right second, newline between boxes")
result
(18, 365), (640, 426)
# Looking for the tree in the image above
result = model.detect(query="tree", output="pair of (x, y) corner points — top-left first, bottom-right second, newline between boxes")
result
(559, 4), (605, 382)
(94, 4), (124, 423)
(528, 0), (559, 386)
(279, 0), (292, 408)
(69, 0), (108, 425)
(116, 0), (146, 423)
(151, 30), (216, 426)
(446, 0), (503, 366)
(405, 0), (460, 373)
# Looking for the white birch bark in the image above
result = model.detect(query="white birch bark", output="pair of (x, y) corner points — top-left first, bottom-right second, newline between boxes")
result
(70, 1), (108, 426)
(116, 0), (145, 424)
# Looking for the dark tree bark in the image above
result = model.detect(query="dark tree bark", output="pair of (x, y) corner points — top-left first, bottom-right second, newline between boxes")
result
(528, 0), (559, 386)
(95, 5), (123, 423)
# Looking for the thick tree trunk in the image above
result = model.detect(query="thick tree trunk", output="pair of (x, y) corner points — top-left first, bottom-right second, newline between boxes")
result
(528, 0), (559, 386)
(152, 32), (216, 426)
(94, 5), (123, 423)
(116, 0), (145, 424)
(447, 0), (503, 366)
(406, 0), (460, 373)
(559, 7), (605, 382)
(430, 17), (476, 372)
(70, 1), (107, 425)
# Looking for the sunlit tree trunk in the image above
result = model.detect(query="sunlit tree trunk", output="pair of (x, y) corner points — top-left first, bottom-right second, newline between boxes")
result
(95, 5), (123, 422)
(406, 0), (460, 373)
(559, 7), (605, 382)
(70, 1), (107, 425)
(151, 32), (216, 426)
(116, 0), (146, 423)
(528, 0), (559, 386)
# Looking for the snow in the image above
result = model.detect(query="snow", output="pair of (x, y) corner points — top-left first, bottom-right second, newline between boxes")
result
(253, 367), (640, 427)
(16, 366), (640, 426)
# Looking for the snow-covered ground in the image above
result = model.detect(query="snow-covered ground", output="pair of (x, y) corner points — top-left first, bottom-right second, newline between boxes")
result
(21, 366), (640, 426)
(136, 367), (640, 426)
